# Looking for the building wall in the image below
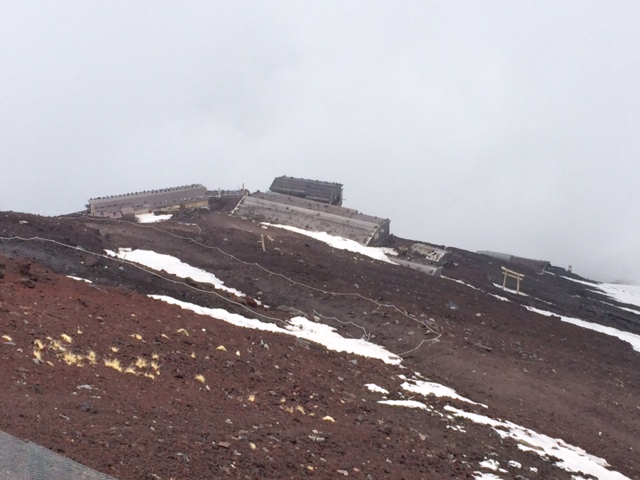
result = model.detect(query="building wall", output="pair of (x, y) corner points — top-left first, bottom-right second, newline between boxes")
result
(509, 256), (551, 273)
(270, 176), (343, 205)
(89, 184), (207, 216)
(411, 244), (449, 264)
(477, 251), (513, 262)
(393, 258), (443, 277)
(233, 194), (389, 245)
(252, 192), (385, 225)
(478, 251), (550, 273)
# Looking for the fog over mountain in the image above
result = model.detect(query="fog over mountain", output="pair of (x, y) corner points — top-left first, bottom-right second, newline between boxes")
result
(1, 1), (639, 283)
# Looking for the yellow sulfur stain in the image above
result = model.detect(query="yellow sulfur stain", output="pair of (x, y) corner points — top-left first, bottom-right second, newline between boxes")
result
(216, 345), (227, 352)
(34, 339), (44, 350)
(247, 394), (256, 403)
(110, 346), (119, 353)
(150, 361), (160, 371)
(296, 405), (306, 415)
(322, 416), (335, 423)
(176, 328), (189, 336)
(195, 374), (206, 384)
(33, 349), (42, 361)
(61, 334), (73, 344)
(124, 366), (138, 375)
(2, 335), (12, 342)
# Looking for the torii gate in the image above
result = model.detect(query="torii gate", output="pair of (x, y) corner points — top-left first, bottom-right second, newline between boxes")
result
(501, 266), (524, 294)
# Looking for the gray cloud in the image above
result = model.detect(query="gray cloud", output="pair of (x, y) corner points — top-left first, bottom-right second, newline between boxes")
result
(1, 1), (639, 282)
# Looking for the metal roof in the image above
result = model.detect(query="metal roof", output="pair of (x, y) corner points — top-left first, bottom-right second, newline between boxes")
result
(269, 176), (343, 205)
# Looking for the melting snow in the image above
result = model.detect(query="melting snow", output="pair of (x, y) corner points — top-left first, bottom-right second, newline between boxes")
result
(446, 406), (631, 480)
(105, 248), (246, 297)
(562, 277), (640, 315)
(525, 306), (640, 354)
(489, 294), (510, 302)
(262, 224), (397, 264)
(365, 384), (389, 394)
(443, 277), (512, 304)
(600, 301), (640, 316)
(443, 276), (482, 291)
(562, 276), (598, 286)
(149, 295), (402, 365)
(125, 247), (629, 480)
(370, 374), (628, 480)
(479, 459), (500, 470)
(135, 213), (173, 223)
(378, 399), (428, 409)
(399, 377), (487, 408)
(592, 283), (640, 314)
(474, 474), (503, 480)
(67, 276), (92, 284)
(492, 283), (528, 296)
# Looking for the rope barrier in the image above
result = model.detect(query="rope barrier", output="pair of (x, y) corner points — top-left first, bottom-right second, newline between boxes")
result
(0, 235), (289, 325)
(8, 215), (442, 354)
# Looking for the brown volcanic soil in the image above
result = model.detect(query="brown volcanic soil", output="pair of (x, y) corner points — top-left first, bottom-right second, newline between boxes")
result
(0, 210), (639, 479)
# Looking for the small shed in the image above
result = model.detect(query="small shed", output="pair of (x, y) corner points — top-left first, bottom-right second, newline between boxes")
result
(269, 176), (343, 206)
(478, 251), (550, 274)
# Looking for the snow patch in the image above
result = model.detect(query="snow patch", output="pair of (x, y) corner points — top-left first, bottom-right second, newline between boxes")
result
(473, 474), (503, 480)
(366, 384), (389, 394)
(149, 295), (402, 365)
(479, 459), (500, 470)
(443, 276), (482, 291)
(378, 399), (428, 409)
(67, 276), (92, 284)
(593, 283), (640, 313)
(489, 294), (510, 302)
(106, 248), (246, 298)
(493, 283), (528, 296)
(525, 306), (640, 353)
(262, 224), (397, 264)
(562, 278), (640, 315)
(400, 377), (487, 408)
(446, 406), (631, 480)
(136, 213), (173, 223)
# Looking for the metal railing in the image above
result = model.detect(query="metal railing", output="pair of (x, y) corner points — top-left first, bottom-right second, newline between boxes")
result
(0, 429), (117, 480)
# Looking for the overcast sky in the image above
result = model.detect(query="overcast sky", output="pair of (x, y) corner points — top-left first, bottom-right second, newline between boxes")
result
(1, 1), (639, 283)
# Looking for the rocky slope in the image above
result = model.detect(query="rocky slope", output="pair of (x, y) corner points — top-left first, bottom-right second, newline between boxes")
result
(0, 209), (639, 479)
